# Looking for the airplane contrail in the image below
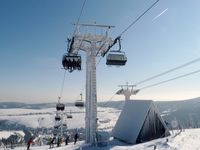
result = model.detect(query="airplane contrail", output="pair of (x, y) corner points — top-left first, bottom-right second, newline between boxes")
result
(152, 8), (168, 21)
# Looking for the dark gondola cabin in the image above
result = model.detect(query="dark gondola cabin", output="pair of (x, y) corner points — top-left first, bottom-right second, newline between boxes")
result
(55, 115), (61, 121)
(106, 51), (127, 66)
(67, 114), (73, 119)
(75, 100), (84, 107)
(56, 103), (65, 111)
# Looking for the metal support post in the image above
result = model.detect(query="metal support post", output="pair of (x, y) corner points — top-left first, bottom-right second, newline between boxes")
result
(85, 43), (97, 144)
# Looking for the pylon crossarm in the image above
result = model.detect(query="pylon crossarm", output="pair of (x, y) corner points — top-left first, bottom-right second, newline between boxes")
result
(71, 36), (113, 55)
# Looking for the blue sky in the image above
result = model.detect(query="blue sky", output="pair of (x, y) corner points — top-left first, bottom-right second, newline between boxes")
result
(0, 0), (200, 103)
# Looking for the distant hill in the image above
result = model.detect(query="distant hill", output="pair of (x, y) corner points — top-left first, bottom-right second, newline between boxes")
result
(99, 97), (200, 129)
(0, 102), (74, 109)
(0, 102), (27, 109)
(155, 97), (200, 128)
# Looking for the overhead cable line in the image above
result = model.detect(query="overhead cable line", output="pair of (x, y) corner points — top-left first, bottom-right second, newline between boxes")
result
(58, 70), (67, 99)
(59, 0), (87, 100)
(101, 93), (116, 108)
(67, 0), (87, 53)
(119, 0), (160, 37)
(134, 57), (200, 86)
(140, 69), (200, 90)
(101, 0), (160, 58)
(73, 0), (87, 36)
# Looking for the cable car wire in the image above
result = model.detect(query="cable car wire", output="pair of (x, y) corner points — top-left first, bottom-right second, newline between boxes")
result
(58, 70), (67, 99)
(102, 58), (200, 106)
(67, 0), (87, 54)
(62, 0), (87, 99)
(119, 0), (160, 37)
(100, 93), (117, 108)
(101, 0), (160, 58)
(134, 57), (200, 86)
(73, 0), (87, 36)
(140, 69), (200, 90)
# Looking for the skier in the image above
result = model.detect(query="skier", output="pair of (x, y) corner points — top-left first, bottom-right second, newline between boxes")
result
(74, 132), (79, 144)
(27, 138), (33, 150)
(65, 134), (69, 145)
(49, 137), (55, 148)
(57, 136), (61, 147)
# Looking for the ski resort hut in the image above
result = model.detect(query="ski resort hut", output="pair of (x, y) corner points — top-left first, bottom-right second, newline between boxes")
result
(112, 100), (170, 144)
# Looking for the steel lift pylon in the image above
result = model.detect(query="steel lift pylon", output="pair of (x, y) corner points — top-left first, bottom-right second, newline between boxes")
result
(116, 82), (140, 100)
(66, 23), (114, 144)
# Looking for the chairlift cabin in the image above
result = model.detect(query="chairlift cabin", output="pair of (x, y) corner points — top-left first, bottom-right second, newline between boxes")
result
(55, 115), (61, 121)
(54, 125), (60, 129)
(67, 114), (73, 119)
(75, 93), (84, 107)
(67, 110), (73, 118)
(56, 103), (65, 111)
(75, 100), (84, 107)
(62, 53), (81, 72)
(106, 51), (127, 66)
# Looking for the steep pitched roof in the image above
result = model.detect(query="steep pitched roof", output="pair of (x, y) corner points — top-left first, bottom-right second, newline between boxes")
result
(112, 100), (169, 144)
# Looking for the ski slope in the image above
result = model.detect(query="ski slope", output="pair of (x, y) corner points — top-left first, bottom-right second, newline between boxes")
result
(0, 107), (120, 130)
(1, 106), (200, 149)
(7, 129), (200, 150)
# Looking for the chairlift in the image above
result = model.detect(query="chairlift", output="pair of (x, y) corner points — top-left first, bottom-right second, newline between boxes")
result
(106, 51), (127, 66)
(75, 100), (84, 107)
(55, 115), (61, 121)
(105, 37), (127, 66)
(75, 93), (84, 107)
(56, 103), (65, 111)
(67, 110), (73, 118)
(67, 114), (73, 119)
(62, 53), (81, 72)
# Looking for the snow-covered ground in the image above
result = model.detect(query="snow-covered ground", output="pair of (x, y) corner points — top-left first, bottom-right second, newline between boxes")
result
(0, 108), (56, 128)
(108, 129), (200, 150)
(0, 106), (120, 130)
(2, 129), (200, 150)
(1, 107), (200, 149)
(0, 131), (24, 139)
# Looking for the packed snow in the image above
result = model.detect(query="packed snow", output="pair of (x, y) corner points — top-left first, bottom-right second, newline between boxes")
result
(0, 131), (25, 139)
(1, 129), (199, 150)
(1, 106), (200, 149)
(0, 106), (120, 130)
